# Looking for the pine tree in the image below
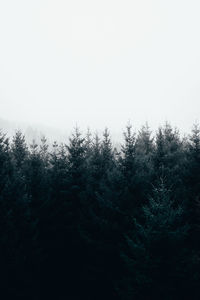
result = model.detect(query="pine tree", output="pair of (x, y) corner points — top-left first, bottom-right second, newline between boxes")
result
(119, 180), (189, 300)
(153, 123), (185, 203)
(136, 123), (154, 156)
(1, 123), (200, 299)
(11, 130), (28, 170)
(187, 122), (200, 197)
(120, 123), (136, 177)
(118, 124), (141, 214)
(40, 135), (49, 167)
(135, 123), (154, 205)
(0, 131), (37, 298)
(42, 127), (88, 299)
(66, 127), (86, 189)
(185, 122), (200, 251)
(101, 128), (114, 173)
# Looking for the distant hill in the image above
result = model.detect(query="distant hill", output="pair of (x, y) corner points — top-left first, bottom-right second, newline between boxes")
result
(0, 118), (69, 145)
(0, 118), (122, 148)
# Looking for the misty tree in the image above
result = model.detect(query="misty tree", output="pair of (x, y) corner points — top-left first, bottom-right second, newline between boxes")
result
(119, 180), (189, 300)
(11, 130), (28, 170)
(0, 123), (199, 299)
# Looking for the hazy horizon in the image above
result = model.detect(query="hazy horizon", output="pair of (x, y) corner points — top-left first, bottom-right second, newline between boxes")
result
(1, 0), (200, 133)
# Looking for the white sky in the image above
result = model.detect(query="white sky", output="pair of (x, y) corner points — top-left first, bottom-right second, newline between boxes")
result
(0, 0), (200, 133)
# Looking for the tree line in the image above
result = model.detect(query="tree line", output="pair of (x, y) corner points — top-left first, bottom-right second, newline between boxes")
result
(0, 122), (200, 299)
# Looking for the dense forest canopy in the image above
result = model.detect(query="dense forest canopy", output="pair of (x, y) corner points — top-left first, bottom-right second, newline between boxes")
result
(0, 122), (200, 299)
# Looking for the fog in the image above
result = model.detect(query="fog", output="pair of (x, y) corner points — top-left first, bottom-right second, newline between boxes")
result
(0, 0), (200, 134)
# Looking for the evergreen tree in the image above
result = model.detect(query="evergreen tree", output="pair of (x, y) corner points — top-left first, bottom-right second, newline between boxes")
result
(153, 123), (185, 202)
(187, 122), (200, 197)
(136, 123), (154, 156)
(0, 131), (38, 299)
(135, 123), (154, 205)
(40, 135), (49, 167)
(120, 123), (136, 177)
(66, 127), (86, 189)
(119, 180), (189, 300)
(101, 128), (114, 173)
(118, 124), (140, 214)
(185, 123), (200, 251)
(0, 123), (200, 299)
(11, 130), (28, 170)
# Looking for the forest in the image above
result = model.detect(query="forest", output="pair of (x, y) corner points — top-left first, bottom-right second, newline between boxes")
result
(0, 122), (200, 300)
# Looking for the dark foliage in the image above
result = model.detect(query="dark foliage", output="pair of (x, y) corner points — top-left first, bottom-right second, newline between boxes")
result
(0, 124), (200, 299)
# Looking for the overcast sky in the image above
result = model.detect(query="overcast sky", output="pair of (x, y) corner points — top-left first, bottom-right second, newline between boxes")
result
(0, 0), (200, 133)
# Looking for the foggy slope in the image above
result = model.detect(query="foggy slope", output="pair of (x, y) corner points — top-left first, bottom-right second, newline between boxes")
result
(0, 117), (68, 144)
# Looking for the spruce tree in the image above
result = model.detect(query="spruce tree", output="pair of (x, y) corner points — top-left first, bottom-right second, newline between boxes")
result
(185, 122), (200, 251)
(11, 130), (28, 170)
(119, 180), (189, 300)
